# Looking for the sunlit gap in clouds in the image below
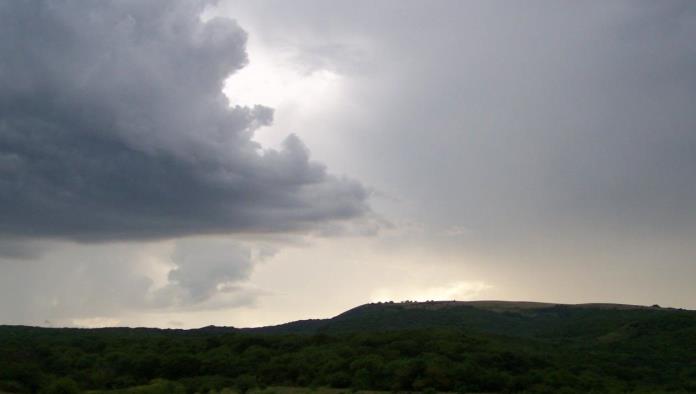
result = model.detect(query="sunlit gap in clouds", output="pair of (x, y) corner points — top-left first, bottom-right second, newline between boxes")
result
(223, 37), (343, 150)
(370, 281), (494, 303)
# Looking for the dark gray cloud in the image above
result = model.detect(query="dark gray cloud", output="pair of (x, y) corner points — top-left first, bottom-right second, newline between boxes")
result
(0, 0), (370, 241)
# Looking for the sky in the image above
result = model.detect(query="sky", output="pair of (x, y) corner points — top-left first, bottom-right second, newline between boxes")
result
(1, 0), (695, 328)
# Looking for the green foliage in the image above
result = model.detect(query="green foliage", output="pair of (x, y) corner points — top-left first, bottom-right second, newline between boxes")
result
(39, 378), (79, 394)
(0, 304), (695, 393)
(235, 375), (257, 394)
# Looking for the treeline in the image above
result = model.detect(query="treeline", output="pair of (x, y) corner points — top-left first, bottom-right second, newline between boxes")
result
(1, 321), (695, 393)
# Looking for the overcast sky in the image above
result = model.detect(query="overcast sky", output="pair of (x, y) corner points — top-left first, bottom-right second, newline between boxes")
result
(1, 0), (695, 328)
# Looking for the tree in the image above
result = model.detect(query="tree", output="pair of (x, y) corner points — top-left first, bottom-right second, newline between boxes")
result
(235, 374), (257, 394)
(41, 377), (80, 394)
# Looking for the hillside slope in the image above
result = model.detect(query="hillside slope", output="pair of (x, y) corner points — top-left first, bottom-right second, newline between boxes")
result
(244, 300), (685, 338)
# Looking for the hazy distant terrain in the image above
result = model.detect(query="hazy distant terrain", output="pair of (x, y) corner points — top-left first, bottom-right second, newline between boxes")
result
(1, 301), (695, 393)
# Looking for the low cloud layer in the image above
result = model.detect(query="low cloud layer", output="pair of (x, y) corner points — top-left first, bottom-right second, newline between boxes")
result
(153, 238), (265, 307)
(0, 0), (370, 241)
(0, 238), (269, 326)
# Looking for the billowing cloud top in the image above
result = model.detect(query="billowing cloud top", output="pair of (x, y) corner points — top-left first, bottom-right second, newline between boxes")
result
(0, 0), (370, 241)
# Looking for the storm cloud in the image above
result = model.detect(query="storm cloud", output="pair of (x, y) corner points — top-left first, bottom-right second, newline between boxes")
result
(224, 0), (696, 243)
(2, 0), (696, 328)
(0, 0), (370, 241)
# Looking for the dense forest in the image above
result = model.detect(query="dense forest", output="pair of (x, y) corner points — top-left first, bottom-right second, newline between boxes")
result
(1, 302), (695, 393)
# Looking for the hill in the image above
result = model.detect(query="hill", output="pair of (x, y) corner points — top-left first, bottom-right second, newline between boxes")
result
(1, 300), (695, 393)
(242, 300), (680, 337)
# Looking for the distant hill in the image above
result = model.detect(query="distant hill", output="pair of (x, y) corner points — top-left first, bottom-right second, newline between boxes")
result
(242, 300), (686, 337)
